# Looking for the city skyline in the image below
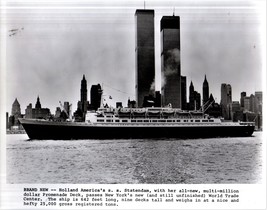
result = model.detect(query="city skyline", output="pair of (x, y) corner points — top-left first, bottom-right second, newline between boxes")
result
(4, 0), (264, 113)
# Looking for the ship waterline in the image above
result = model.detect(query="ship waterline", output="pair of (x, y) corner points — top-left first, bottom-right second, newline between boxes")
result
(19, 107), (255, 140)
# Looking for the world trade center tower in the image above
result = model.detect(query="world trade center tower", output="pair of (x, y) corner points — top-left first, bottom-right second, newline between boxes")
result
(161, 16), (181, 108)
(135, 10), (155, 107)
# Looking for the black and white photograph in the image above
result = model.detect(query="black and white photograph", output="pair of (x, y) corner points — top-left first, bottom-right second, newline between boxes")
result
(0, 0), (266, 209)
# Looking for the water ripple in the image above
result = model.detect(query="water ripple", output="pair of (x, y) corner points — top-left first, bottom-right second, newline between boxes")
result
(6, 132), (263, 184)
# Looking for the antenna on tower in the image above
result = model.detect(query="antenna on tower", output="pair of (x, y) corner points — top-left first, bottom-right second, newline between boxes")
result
(144, 1), (146, 9)
(173, 7), (175, 16)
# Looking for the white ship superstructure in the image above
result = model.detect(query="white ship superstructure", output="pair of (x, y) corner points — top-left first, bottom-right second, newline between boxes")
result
(85, 107), (252, 127)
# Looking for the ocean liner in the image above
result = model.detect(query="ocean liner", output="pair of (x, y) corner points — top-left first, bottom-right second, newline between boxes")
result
(19, 107), (255, 140)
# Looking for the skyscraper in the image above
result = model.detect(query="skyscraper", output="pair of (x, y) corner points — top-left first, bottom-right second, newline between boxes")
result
(255, 91), (263, 114)
(11, 98), (21, 116)
(202, 75), (209, 105)
(181, 75), (187, 110)
(194, 92), (201, 110)
(240, 92), (246, 108)
(161, 16), (181, 108)
(64, 102), (70, 117)
(55, 107), (61, 118)
(255, 91), (262, 104)
(221, 83), (232, 119)
(135, 9), (155, 107)
(90, 84), (102, 111)
(10, 98), (21, 126)
(244, 96), (250, 112)
(80, 74), (88, 113)
(249, 94), (257, 113)
(155, 91), (161, 107)
(6, 112), (9, 129)
(188, 81), (201, 110)
(189, 81), (195, 110)
(75, 75), (90, 120)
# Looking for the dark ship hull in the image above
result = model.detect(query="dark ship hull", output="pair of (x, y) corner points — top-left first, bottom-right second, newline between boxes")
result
(19, 118), (255, 140)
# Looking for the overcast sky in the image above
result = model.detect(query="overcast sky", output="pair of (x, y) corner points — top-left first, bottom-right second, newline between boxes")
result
(4, 0), (265, 114)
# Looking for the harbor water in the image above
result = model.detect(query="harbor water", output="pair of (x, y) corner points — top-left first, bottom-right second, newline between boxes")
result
(6, 132), (263, 184)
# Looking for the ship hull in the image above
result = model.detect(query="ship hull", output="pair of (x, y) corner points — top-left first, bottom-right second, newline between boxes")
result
(19, 119), (255, 140)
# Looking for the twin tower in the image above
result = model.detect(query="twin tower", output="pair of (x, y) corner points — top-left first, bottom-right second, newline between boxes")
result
(135, 10), (181, 108)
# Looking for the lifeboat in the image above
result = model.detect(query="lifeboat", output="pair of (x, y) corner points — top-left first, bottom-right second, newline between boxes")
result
(147, 108), (161, 118)
(132, 108), (146, 118)
(161, 108), (175, 118)
(118, 108), (131, 118)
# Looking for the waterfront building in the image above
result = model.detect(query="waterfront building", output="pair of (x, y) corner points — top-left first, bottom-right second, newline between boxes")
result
(255, 91), (262, 114)
(55, 107), (61, 118)
(241, 92), (262, 115)
(11, 98), (21, 114)
(135, 9), (155, 107)
(143, 91), (161, 107)
(55, 103), (71, 121)
(116, 102), (123, 108)
(243, 93), (262, 129)
(155, 91), (161, 107)
(221, 83), (232, 120)
(143, 94), (155, 107)
(240, 92), (246, 108)
(255, 91), (262, 104)
(127, 99), (137, 108)
(209, 93), (214, 103)
(188, 81), (201, 110)
(6, 112), (9, 129)
(181, 75), (187, 110)
(202, 75), (209, 105)
(232, 101), (241, 113)
(90, 84), (102, 111)
(161, 16), (181, 108)
(10, 98), (22, 126)
(231, 101), (241, 121)
(25, 104), (32, 118)
(233, 110), (244, 122)
(64, 102), (70, 117)
(243, 96), (250, 112)
(75, 75), (90, 120)
(8, 115), (17, 130)
(78, 75), (90, 114)
(254, 92), (263, 128)
(194, 91), (201, 110)
(249, 94), (257, 113)
(25, 96), (50, 119)
(206, 101), (222, 118)
(189, 81), (195, 110)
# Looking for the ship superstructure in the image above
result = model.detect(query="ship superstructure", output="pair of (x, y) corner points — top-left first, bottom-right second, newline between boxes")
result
(87, 107), (219, 124)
